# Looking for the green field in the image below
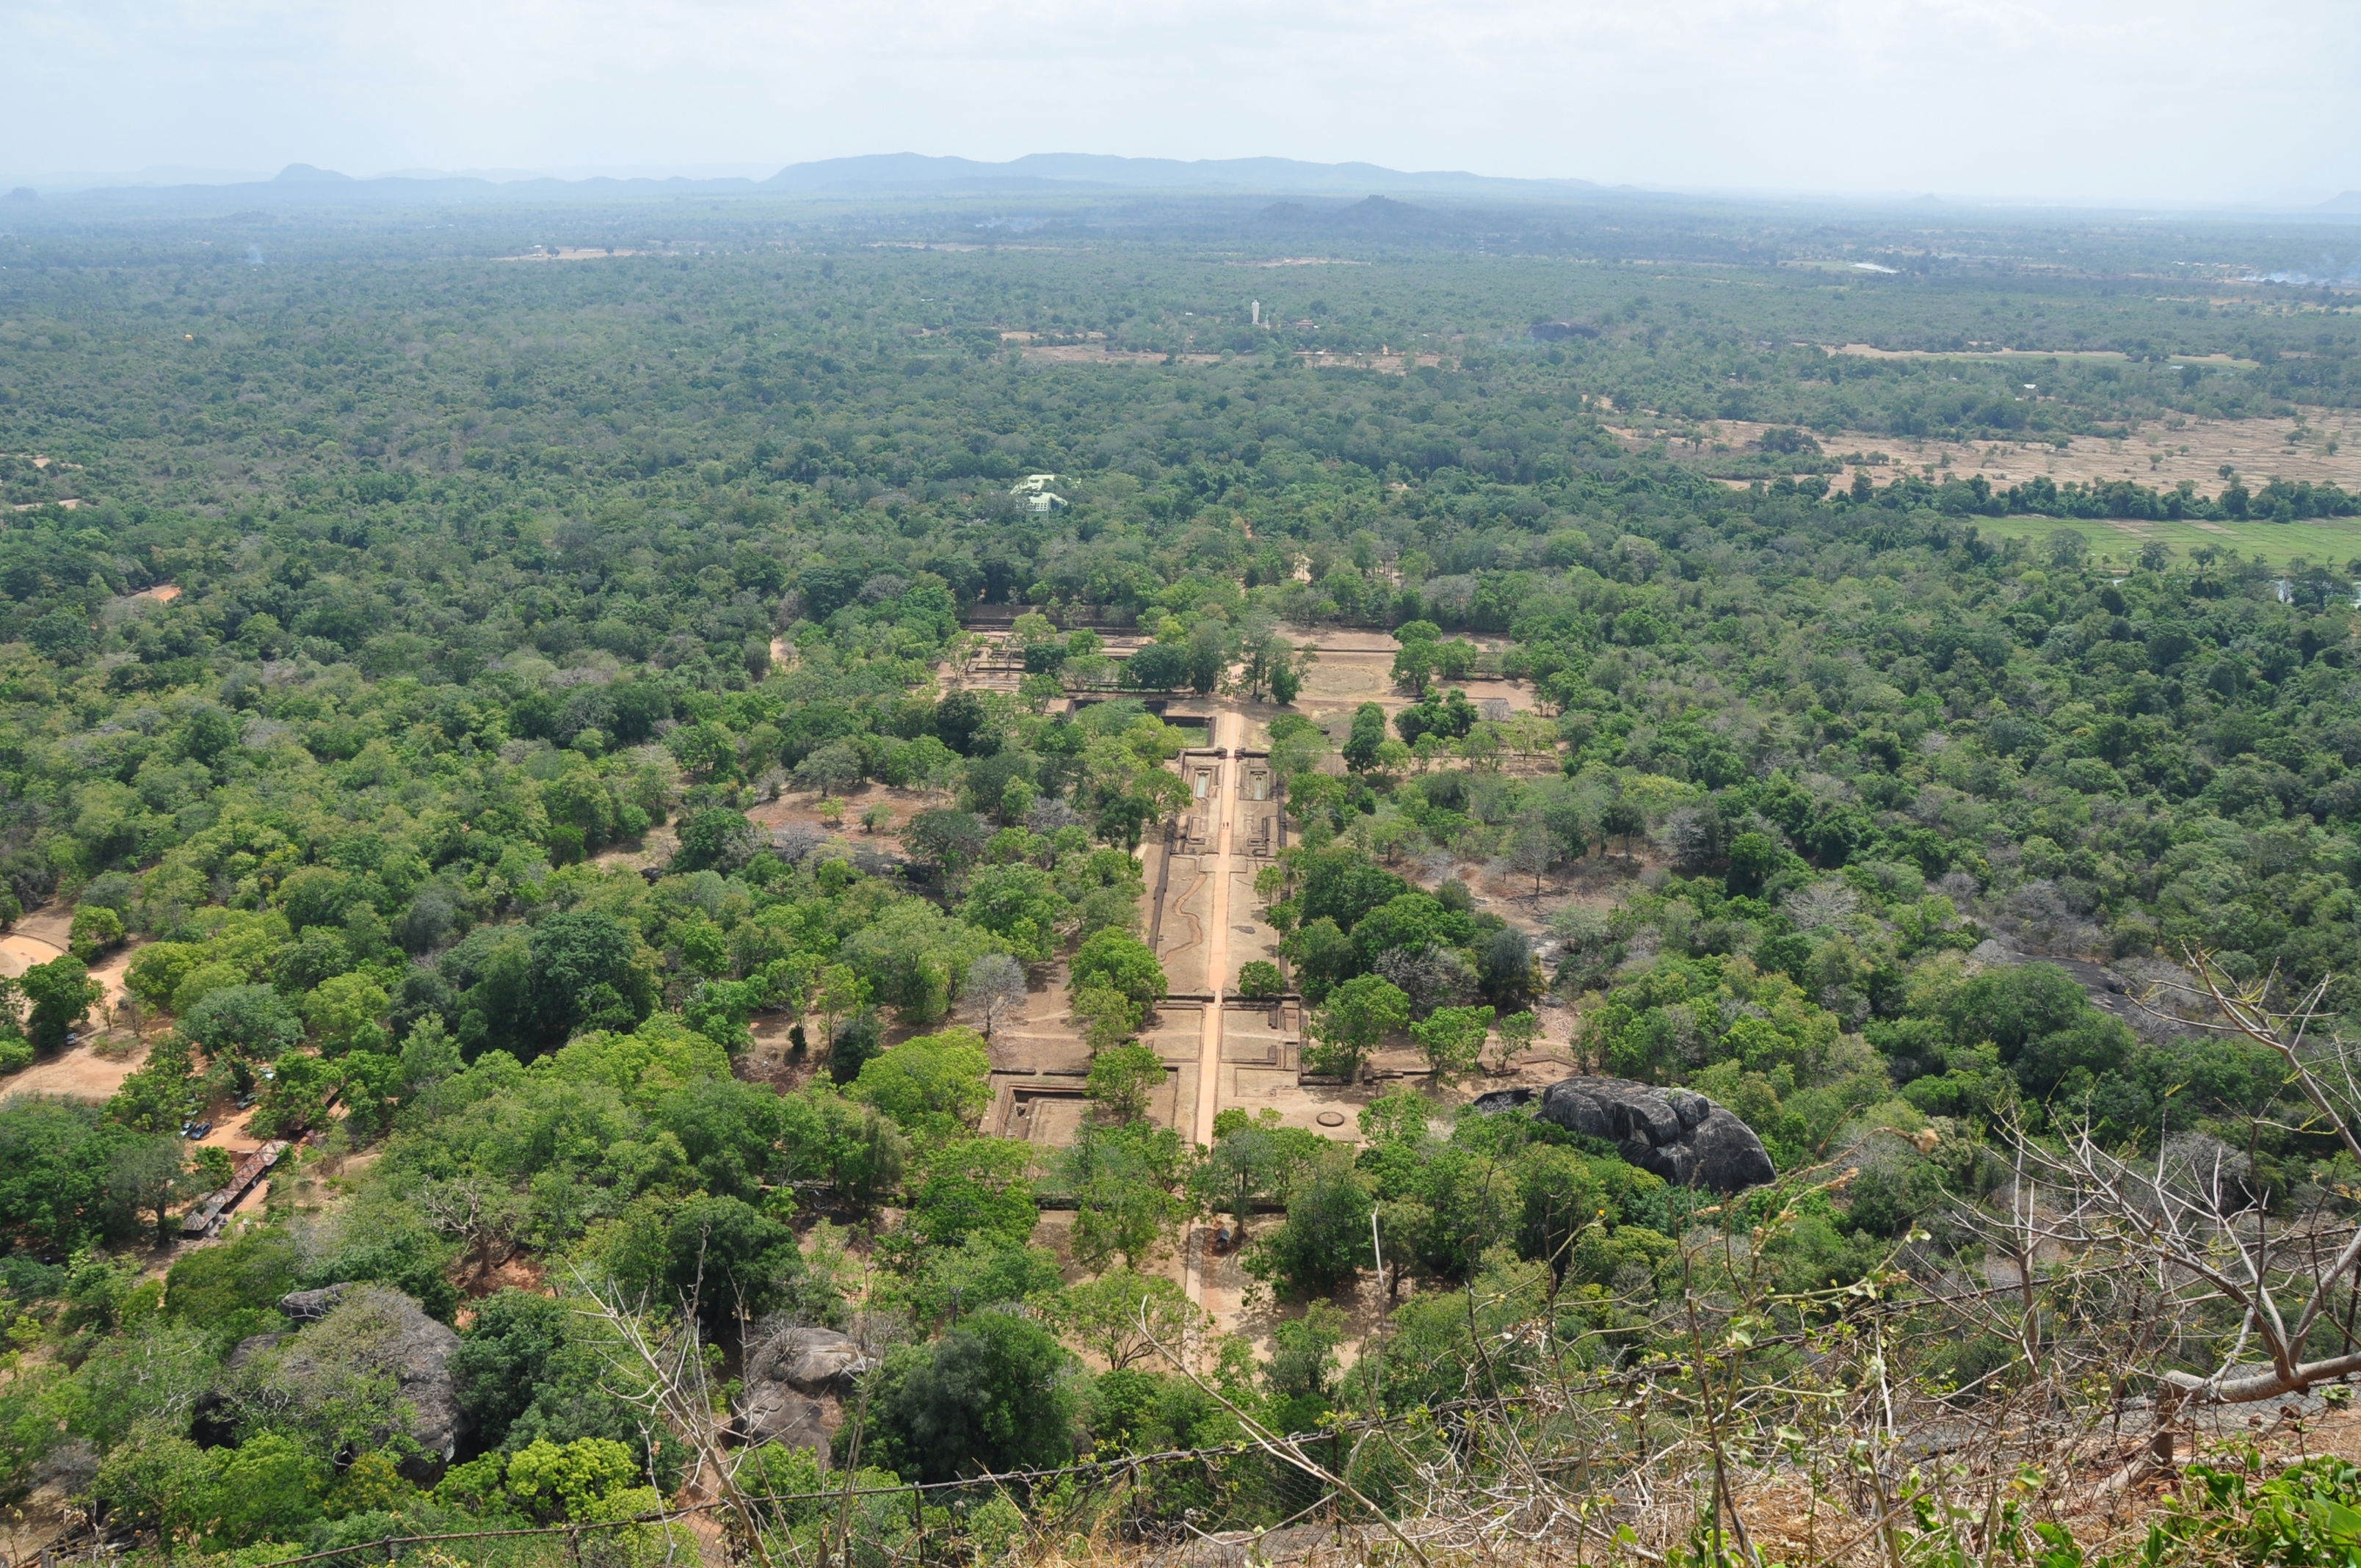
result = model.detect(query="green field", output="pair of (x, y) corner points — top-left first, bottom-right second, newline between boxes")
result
(1981, 512), (2361, 570)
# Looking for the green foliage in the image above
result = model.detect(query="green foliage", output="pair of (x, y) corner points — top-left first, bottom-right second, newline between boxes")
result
(849, 1026), (993, 1136)
(1246, 1149), (1374, 1299)
(853, 1309), (1079, 1484)
(96, 1426), (327, 1550)
(15, 195), (2361, 1554)
(69, 904), (125, 963)
(592, 1192), (825, 1340)
(0, 1098), (150, 1252)
(1070, 928), (1168, 1011)
(501, 1437), (641, 1522)
(20, 955), (101, 1054)
(885, 1233), (1065, 1331)
(903, 1137), (1040, 1255)
(1262, 1301), (1349, 1434)
(1411, 1003), (1493, 1084)
(1588, 954), (1840, 1085)
(451, 1289), (572, 1452)
(1039, 1266), (1206, 1371)
(960, 863), (1067, 962)
(1305, 974), (1410, 1081)
(1236, 959), (1284, 999)
(1084, 1041), (1165, 1125)
(1059, 1122), (1191, 1272)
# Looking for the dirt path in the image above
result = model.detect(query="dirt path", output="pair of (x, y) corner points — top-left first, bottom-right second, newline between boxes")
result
(1183, 714), (1244, 1315)
(0, 910), (148, 1103)
(1191, 712), (1239, 1148)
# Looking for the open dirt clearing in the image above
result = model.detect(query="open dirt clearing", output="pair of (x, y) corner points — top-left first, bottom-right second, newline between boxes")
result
(1614, 410), (2361, 498)
(1023, 343), (1220, 366)
(1, 1037), (149, 1103)
(492, 247), (642, 262)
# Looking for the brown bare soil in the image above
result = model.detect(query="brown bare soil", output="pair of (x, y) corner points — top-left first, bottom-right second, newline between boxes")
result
(1023, 344), (1219, 366)
(0, 1037), (149, 1103)
(491, 247), (642, 262)
(1611, 410), (2361, 498)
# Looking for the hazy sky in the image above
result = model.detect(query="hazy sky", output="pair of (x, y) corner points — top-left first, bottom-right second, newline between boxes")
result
(4, 0), (2355, 204)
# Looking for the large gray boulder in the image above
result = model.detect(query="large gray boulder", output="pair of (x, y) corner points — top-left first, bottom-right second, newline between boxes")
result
(226, 1284), (467, 1480)
(1474, 1076), (1775, 1194)
(735, 1319), (874, 1450)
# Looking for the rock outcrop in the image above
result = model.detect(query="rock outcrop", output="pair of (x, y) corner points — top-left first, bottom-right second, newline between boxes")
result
(736, 1319), (874, 1451)
(1473, 1076), (1776, 1194)
(268, 1285), (465, 1478)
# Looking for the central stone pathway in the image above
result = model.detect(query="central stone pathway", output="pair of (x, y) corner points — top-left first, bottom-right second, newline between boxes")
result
(1191, 710), (1238, 1147)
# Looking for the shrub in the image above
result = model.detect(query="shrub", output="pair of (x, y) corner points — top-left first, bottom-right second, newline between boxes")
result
(1236, 959), (1285, 1000)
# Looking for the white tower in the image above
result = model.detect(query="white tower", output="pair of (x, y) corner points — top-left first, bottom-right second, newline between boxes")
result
(1251, 300), (1261, 326)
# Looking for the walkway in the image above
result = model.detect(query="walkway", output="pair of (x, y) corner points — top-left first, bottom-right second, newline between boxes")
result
(1190, 711), (1238, 1147)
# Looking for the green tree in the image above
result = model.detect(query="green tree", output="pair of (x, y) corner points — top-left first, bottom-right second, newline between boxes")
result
(1411, 1003), (1493, 1085)
(1189, 1108), (1325, 1234)
(1342, 703), (1390, 773)
(1237, 959), (1285, 1000)
(905, 808), (989, 882)
(1121, 642), (1190, 691)
(807, 962), (866, 1059)
(839, 899), (996, 1025)
(1038, 1266), (1206, 1371)
(1060, 1123), (1189, 1272)
(853, 1310), (1078, 1484)
(671, 807), (758, 873)
(303, 973), (389, 1056)
(106, 1136), (195, 1243)
(1085, 1041), (1165, 1125)
(450, 1289), (574, 1451)
(181, 983), (302, 1062)
(1305, 974), (1409, 1084)
(527, 911), (656, 1050)
(960, 863), (1067, 962)
(1390, 639), (1437, 696)
(1248, 1153), (1374, 1299)
(891, 1233), (1064, 1329)
(166, 1226), (302, 1326)
(850, 1026), (993, 1134)
(904, 1138), (1039, 1254)
(1492, 1009), (1540, 1074)
(1071, 984), (1144, 1054)
(68, 904), (125, 963)
(1263, 1300), (1348, 1434)
(1071, 929), (1167, 1012)
(21, 955), (103, 1055)
(1182, 620), (1233, 695)
(503, 1437), (641, 1522)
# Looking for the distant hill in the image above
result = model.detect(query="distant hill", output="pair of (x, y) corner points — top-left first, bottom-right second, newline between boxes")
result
(1255, 195), (1447, 231)
(7, 152), (1616, 209)
(759, 152), (1606, 203)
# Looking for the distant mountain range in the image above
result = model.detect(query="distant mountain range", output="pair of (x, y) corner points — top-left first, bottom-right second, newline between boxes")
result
(2, 152), (1625, 206)
(9, 156), (2356, 216)
(759, 152), (1610, 200)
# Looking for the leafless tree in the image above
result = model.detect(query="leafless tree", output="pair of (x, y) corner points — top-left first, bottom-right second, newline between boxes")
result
(417, 1174), (529, 1284)
(962, 951), (1029, 1042)
(1505, 816), (1555, 896)
(2003, 948), (2361, 1405)
(569, 1264), (769, 1568)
